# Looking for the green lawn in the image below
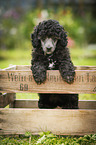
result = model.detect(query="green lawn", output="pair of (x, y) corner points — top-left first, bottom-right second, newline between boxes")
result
(0, 132), (96, 145)
(0, 47), (96, 100)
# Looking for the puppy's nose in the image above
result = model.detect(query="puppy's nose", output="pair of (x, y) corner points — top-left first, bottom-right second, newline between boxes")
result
(47, 47), (52, 51)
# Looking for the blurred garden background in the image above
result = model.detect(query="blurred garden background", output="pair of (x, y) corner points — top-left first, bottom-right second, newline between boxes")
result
(0, 0), (96, 100)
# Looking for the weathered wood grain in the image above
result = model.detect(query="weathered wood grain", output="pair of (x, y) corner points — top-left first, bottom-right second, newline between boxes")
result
(10, 99), (96, 109)
(10, 99), (38, 108)
(0, 70), (96, 93)
(79, 100), (96, 109)
(0, 109), (96, 135)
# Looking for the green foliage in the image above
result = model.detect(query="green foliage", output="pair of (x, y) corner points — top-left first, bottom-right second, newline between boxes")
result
(0, 132), (96, 145)
(85, 18), (96, 43)
(35, 132), (96, 145)
(36, 131), (57, 144)
(54, 9), (86, 45)
(0, 10), (38, 50)
(0, 9), (96, 50)
(1, 18), (18, 49)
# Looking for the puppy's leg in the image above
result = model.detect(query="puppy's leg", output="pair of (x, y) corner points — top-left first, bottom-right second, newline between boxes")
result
(38, 94), (59, 109)
(61, 94), (79, 109)
(38, 94), (57, 109)
(57, 48), (75, 84)
(31, 62), (46, 84)
(59, 61), (75, 84)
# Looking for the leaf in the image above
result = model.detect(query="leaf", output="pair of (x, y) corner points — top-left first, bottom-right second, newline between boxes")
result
(38, 132), (45, 137)
(36, 135), (46, 144)
(47, 133), (56, 138)
(25, 132), (32, 137)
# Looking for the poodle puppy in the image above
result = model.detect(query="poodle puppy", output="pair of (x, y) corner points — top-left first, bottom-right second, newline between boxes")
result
(31, 19), (78, 109)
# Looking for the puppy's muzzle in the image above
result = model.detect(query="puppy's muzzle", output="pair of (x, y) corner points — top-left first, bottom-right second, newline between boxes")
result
(47, 47), (52, 52)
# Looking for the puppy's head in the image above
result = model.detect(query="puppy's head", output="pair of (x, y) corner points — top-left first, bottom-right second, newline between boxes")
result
(41, 38), (57, 55)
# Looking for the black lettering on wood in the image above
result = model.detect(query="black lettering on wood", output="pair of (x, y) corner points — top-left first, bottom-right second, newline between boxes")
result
(53, 76), (56, 82)
(21, 76), (23, 81)
(29, 75), (33, 82)
(50, 75), (54, 81)
(90, 75), (96, 82)
(19, 73), (21, 81)
(59, 75), (62, 81)
(8, 73), (14, 81)
(20, 83), (23, 91)
(74, 76), (78, 82)
(78, 75), (84, 82)
(15, 75), (18, 81)
(87, 73), (89, 82)
(8, 73), (27, 82)
(20, 83), (28, 91)
(24, 84), (28, 91)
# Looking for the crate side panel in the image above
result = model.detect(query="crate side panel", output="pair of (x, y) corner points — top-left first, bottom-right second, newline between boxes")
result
(0, 70), (96, 93)
(0, 109), (96, 135)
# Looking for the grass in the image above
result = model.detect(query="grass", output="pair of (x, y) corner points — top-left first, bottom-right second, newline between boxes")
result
(0, 47), (96, 68)
(70, 47), (96, 66)
(0, 48), (31, 68)
(0, 132), (96, 145)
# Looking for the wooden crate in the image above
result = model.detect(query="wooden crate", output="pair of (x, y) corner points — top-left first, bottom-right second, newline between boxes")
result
(0, 65), (96, 135)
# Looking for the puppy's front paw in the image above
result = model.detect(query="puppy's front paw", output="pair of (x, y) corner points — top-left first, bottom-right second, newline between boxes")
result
(62, 71), (75, 84)
(65, 75), (74, 84)
(34, 77), (46, 84)
(33, 72), (46, 85)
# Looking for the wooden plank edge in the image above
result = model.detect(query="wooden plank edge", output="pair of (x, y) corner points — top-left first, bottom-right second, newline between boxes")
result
(2, 65), (17, 70)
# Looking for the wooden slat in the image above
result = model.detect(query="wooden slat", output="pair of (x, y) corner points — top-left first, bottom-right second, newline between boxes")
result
(16, 65), (31, 70)
(0, 93), (16, 108)
(3, 65), (17, 70)
(16, 65), (96, 70)
(0, 109), (96, 135)
(12, 99), (96, 109)
(10, 99), (38, 108)
(0, 70), (96, 94)
(79, 100), (96, 109)
(75, 66), (96, 70)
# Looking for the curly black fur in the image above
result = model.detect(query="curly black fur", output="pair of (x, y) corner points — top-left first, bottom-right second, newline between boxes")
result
(31, 19), (78, 109)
